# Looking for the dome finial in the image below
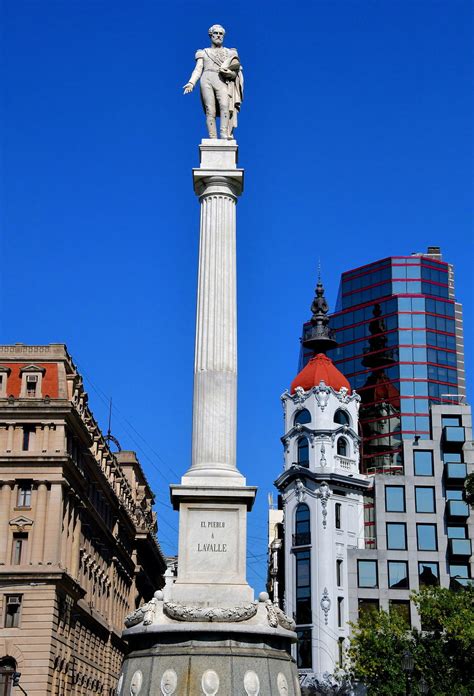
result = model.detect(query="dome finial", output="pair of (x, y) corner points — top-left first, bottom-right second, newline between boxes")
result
(302, 270), (338, 354)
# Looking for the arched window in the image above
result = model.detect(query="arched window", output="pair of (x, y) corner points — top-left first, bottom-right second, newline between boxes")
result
(0, 658), (16, 696)
(297, 437), (309, 467)
(294, 504), (311, 546)
(334, 409), (350, 426)
(294, 409), (311, 426)
(337, 437), (348, 457)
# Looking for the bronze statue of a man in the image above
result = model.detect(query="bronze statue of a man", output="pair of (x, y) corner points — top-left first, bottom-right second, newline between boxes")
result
(183, 24), (243, 140)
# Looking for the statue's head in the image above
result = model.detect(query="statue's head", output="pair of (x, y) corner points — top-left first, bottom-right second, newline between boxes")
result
(208, 24), (225, 46)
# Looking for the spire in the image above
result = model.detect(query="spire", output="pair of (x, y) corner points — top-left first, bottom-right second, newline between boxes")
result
(302, 274), (338, 355)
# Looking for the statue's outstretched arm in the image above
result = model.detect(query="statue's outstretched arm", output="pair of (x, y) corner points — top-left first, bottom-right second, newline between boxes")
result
(183, 58), (204, 94)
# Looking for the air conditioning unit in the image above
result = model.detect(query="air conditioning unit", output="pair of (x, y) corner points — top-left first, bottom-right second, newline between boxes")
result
(7, 596), (21, 606)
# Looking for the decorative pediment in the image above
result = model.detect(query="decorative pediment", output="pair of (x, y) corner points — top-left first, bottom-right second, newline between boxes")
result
(0, 365), (11, 375)
(19, 364), (46, 375)
(9, 515), (34, 531)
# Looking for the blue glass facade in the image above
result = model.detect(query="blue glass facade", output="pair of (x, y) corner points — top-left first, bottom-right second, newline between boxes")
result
(301, 255), (459, 473)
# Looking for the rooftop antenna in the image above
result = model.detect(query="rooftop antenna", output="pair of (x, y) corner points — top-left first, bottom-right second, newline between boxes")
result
(105, 397), (122, 452)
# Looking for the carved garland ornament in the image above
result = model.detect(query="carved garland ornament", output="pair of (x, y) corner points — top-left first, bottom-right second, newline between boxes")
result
(163, 601), (258, 622)
(265, 601), (296, 631)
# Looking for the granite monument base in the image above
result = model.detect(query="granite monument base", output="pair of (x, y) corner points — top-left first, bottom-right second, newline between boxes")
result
(118, 593), (300, 695)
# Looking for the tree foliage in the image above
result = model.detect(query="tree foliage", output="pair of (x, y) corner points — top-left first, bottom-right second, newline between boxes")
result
(347, 586), (474, 696)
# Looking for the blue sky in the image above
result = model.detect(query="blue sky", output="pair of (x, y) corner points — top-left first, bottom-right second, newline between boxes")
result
(1, 0), (472, 590)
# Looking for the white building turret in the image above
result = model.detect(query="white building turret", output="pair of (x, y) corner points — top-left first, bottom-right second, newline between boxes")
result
(275, 279), (371, 686)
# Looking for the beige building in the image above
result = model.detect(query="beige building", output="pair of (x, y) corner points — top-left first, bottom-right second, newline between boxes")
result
(0, 344), (166, 695)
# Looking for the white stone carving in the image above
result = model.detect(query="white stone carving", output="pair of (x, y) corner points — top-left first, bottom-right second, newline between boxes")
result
(163, 601), (258, 622)
(337, 386), (350, 402)
(160, 669), (178, 695)
(243, 670), (260, 695)
(264, 599), (296, 631)
(202, 670), (220, 695)
(317, 482), (331, 529)
(314, 383), (331, 411)
(294, 675), (302, 695)
(130, 670), (143, 695)
(319, 441), (327, 467)
(125, 596), (158, 628)
(116, 674), (123, 696)
(277, 672), (289, 695)
(320, 587), (331, 625)
(294, 386), (306, 403)
(295, 479), (306, 503)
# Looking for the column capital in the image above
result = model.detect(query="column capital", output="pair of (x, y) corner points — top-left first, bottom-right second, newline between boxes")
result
(192, 138), (244, 198)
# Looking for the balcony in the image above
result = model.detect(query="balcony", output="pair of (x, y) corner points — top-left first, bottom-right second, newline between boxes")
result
(334, 455), (358, 473)
(446, 500), (470, 519)
(442, 426), (465, 447)
(448, 538), (472, 557)
(445, 462), (467, 482)
(292, 532), (311, 547)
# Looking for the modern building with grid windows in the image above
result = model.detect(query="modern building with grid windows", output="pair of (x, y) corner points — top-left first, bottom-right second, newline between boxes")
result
(300, 246), (466, 475)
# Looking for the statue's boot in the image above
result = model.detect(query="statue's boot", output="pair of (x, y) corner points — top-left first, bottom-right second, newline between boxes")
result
(206, 116), (217, 139)
(220, 111), (231, 139)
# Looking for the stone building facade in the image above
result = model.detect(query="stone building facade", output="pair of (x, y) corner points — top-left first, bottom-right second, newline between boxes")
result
(0, 344), (166, 696)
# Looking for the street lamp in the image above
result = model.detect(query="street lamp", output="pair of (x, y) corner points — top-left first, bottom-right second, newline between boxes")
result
(419, 676), (429, 694)
(402, 649), (414, 696)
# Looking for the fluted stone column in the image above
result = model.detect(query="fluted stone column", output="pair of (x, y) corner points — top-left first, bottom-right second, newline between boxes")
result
(170, 140), (256, 606)
(183, 140), (244, 486)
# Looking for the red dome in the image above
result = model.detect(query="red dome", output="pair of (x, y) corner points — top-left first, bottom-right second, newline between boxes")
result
(290, 353), (351, 394)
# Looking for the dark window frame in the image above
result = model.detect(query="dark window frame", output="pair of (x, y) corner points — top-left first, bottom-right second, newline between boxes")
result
(415, 486), (436, 513)
(297, 437), (310, 467)
(386, 522), (407, 550)
(385, 485), (406, 512)
(416, 523), (438, 551)
(357, 559), (378, 588)
(388, 560), (409, 589)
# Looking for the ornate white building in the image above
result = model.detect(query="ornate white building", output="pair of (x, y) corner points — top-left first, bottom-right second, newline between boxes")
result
(274, 282), (371, 683)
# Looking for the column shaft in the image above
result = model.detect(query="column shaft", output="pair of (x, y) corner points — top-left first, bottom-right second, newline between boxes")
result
(192, 190), (237, 472)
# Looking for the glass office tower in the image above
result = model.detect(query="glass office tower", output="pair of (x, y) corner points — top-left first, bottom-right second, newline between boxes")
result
(301, 247), (466, 474)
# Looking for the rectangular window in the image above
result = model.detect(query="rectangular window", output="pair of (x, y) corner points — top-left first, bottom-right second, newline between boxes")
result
(389, 600), (411, 626)
(335, 503), (342, 530)
(417, 524), (437, 551)
(337, 597), (344, 628)
(446, 489), (463, 501)
(418, 562), (439, 587)
(296, 629), (312, 669)
(415, 487), (436, 513)
(16, 483), (32, 508)
(295, 550), (311, 624)
(387, 523), (407, 550)
(388, 561), (409, 589)
(4, 594), (22, 628)
(447, 526), (466, 539)
(11, 533), (27, 565)
(358, 598), (379, 617)
(336, 559), (343, 587)
(385, 486), (406, 512)
(26, 375), (37, 396)
(338, 637), (344, 667)
(414, 450), (433, 476)
(441, 415), (461, 427)
(22, 426), (35, 452)
(357, 560), (378, 588)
